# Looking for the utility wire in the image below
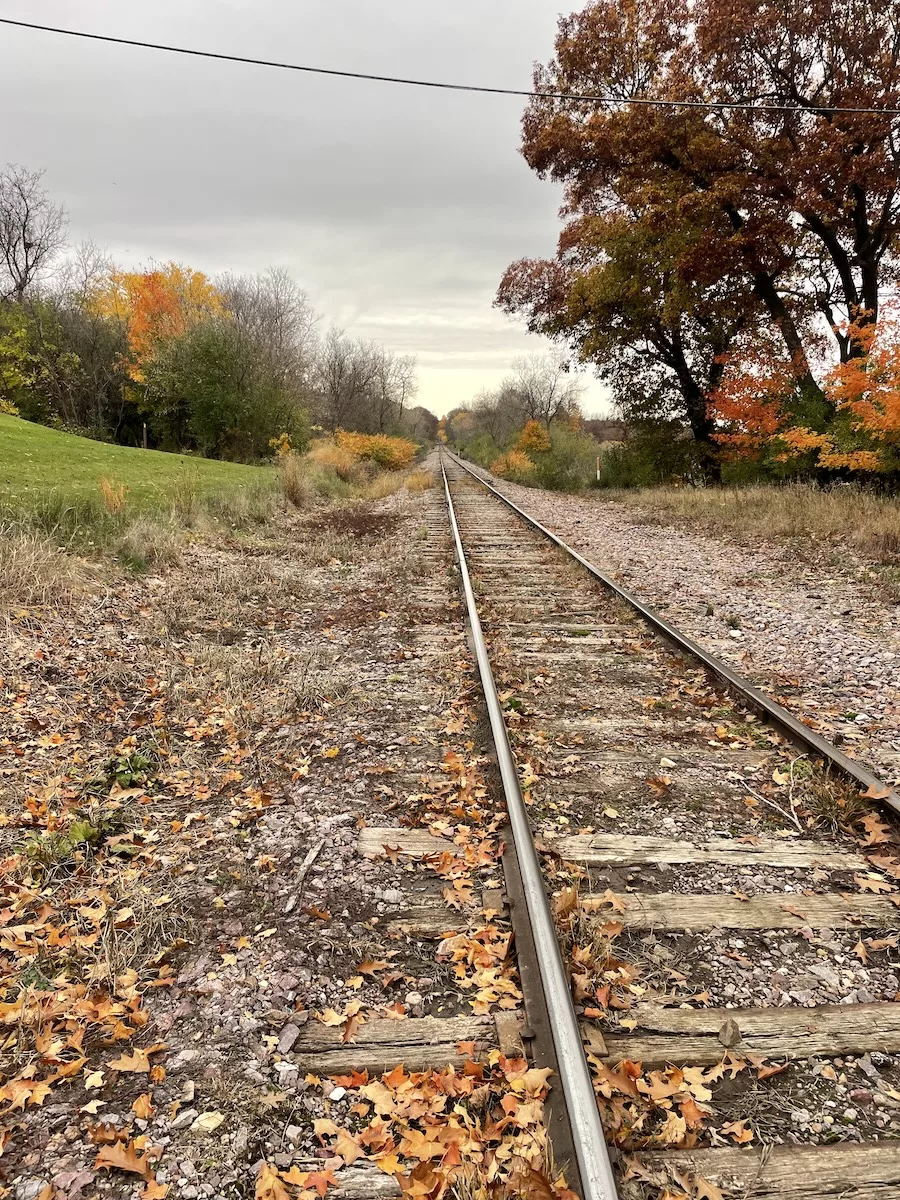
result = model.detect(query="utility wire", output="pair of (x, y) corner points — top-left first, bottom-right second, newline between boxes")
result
(3, 15), (900, 117)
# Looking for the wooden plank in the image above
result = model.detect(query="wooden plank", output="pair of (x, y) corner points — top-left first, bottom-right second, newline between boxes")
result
(385, 906), (464, 937)
(294, 1165), (399, 1198)
(494, 1012), (525, 1058)
(582, 890), (900, 930)
(553, 832), (865, 871)
(295, 1014), (492, 1052)
(635, 1141), (900, 1198)
(294, 1015), (493, 1075)
(548, 748), (772, 766)
(600, 1002), (900, 1067)
(358, 828), (452, 859)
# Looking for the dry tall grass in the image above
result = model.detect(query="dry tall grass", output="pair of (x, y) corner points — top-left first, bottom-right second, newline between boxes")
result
(610, 483), (900, 565)
(0, 525), (89, 609)
(404, 469), (436, 493)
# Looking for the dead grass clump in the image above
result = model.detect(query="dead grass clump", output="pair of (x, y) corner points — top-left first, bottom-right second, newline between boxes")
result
(280, 452), (317, 508)
(0, 525), (88, 609)
(610, 482), (900, 566)
(171, 468), (202, 525)
(364, 471), (405, 501)
(117, 517), (182, 573)
(294, 528), (366, 566)
(94, 871), (192, 984)
(168, 642), (352, 723)
(205, 481), (279, 526)
(800, 766), (873, 832)
(100, 477), (128, 514)
(405, 469), (435, 493)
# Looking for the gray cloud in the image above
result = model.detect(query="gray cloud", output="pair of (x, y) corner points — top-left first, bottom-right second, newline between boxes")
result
(0, 0), (611, 414)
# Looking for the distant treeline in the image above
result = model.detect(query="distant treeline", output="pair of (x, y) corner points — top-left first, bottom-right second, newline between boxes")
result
(0, 164), (436, 461)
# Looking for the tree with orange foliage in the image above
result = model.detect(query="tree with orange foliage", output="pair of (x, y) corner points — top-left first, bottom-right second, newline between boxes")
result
(709, 312), (900, 473)
(90, 262), (225, 382)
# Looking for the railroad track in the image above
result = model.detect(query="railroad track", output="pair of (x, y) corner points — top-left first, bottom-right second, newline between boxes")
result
(360, 451), (900, 1200)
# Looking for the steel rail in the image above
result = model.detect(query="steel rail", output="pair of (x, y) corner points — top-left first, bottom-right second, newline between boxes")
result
(443, 448), (900, 819)
(440, 459), (620, 1200)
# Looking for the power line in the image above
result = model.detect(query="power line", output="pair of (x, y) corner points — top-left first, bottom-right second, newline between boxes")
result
(2, 15), (900, 117)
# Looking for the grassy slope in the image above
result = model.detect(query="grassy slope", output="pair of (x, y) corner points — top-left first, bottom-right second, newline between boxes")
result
(0, 414), (269, 510)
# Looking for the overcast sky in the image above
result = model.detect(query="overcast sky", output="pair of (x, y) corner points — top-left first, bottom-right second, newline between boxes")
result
(0, 1), (611, 416)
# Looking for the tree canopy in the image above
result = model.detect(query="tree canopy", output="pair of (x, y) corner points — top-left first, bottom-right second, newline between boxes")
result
(499, 0), (900, 476)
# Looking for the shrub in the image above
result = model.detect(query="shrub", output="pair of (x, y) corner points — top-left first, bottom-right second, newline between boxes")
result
(490, 450), (535, 482)
(597, 425), (708, 488)
(308, 439), (360, 481)
(516, 420), (552, 454)
(460, 432), (502, 470)
(527, 425), (600, 491)
(335, 430), (418, 469)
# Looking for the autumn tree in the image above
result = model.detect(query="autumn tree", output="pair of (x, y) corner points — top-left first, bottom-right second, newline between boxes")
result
(500, 0), (900, 469)
(498, 208), (759, 460)
(90, 262), (226, 382)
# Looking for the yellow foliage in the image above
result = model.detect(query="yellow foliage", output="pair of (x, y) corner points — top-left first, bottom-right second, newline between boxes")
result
(307, 439), (359, 480)
(268, 433), (293, 458)
(0, 397), (18, 416)
(334, 430), (418, 469)
(516, 420), (551, 453)
(490, 450), (535, 481)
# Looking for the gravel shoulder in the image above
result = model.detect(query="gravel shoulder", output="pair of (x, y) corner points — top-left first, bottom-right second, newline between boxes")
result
(467, 467), (900, 787)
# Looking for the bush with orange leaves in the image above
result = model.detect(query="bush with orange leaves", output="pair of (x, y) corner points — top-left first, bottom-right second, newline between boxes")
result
(334, 430), (418, 470)
(709, 313), (900, 474)
(489, 449), (535, 482)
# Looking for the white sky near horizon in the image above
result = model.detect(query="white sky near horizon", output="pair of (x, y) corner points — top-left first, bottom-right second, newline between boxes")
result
(0, 1), (614, 418)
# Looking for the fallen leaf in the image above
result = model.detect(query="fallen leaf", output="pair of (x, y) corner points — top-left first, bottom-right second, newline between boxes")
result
(108, 1049), (151, 1073)
(855, 874), (895, 894)
(95, 1140), (157, 1179)
(255, 1163), (290, 1200)
(720, 1119), (754, 1144)
(131, 1093), (154, 1120)
(861, 783), (891, 801)
(190, 1111), (224, 1133)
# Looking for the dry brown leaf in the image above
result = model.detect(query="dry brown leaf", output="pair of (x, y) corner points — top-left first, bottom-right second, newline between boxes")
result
(854, 873), (895, 894)
(720, 1118), (754, 1144)
(108, 1049), (151, 1073)
(95, 1140), (157, 1179)
(131, 1093), (154, 1120)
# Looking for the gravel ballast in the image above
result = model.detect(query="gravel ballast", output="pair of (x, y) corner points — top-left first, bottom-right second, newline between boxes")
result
(463, 465), (900, 785)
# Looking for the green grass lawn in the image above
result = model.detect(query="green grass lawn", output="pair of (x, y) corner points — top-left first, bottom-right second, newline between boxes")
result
(0, 414), (271, 512)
